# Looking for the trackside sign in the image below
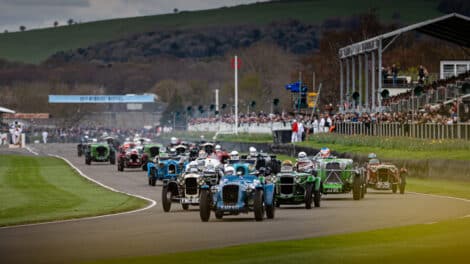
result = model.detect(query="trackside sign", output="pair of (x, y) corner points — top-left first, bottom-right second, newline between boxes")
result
(48, 95), (155, 103)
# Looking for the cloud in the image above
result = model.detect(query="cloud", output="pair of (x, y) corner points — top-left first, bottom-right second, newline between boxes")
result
(2, 0), (90, 7)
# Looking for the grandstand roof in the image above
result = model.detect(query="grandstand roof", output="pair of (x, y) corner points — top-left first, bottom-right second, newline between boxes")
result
(0, 106), (15, 114)
(339, 13), (470, 59)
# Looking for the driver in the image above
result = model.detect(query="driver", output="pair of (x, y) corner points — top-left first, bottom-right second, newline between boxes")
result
(225, 166), (235, 175)
(368, 153), (380, 165)
(229, 150), (239, 161)
(247, 146), (258, 159)
(318, 147), (331, 159)
(295, 151), (313, 172)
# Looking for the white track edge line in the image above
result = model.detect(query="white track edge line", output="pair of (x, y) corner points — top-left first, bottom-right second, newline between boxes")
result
(25, 146), (39, 156)
(408, 192), (470, 203)
(0, 152), (156, 230)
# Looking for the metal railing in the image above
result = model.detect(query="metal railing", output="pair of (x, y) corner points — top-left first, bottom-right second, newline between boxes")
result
(334, 122), (470, 140)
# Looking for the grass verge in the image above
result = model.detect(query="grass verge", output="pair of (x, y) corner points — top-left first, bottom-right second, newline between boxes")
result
(0, 155), (148, 226)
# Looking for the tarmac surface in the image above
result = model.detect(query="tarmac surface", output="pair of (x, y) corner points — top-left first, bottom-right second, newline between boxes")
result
(1, 143), (470, 263)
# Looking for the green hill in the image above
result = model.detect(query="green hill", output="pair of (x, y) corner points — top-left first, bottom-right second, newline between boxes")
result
(0, 0), (442, 64)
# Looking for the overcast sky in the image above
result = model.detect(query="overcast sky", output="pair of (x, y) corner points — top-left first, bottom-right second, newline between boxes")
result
(0, 0), (268, 32)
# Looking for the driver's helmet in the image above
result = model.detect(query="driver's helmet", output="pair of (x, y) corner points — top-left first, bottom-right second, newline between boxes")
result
(170, 137), (178, 145)
(230, 150), (239, 160)
(320, 147), (331, 158)
(198, 149), (208, 159)
(298, 151), (307, 159)
(225, 166), (235, 175)
(169, 148), (177, 156)
(215, 144), (221, 151)
(368, 153), (377, 159)
(282, 160), (293, 167)
(249, 146), (257, 157)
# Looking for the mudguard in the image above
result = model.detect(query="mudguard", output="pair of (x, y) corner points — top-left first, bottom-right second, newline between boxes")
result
(306, 175), (315, 183)
(313, 176), (322, 191)
(147, 162), (156, 177)
(263, 183), (275, 206)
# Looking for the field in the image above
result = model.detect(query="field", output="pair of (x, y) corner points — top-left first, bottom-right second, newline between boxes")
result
(0, 155), (148, 226)
(0, 0), (442, 64)
(300, 133), (470, 160)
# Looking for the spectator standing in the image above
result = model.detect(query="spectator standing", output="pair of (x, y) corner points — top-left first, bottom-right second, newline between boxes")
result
(298, 121), (304, 142)
(391, 64), (398, 86)
(291, 119), (298, 143)
(418, 65), (428, 84)
(42, 130), (48, 144)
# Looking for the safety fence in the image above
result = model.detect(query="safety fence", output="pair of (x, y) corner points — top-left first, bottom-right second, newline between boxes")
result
(334, 122), (470, 140)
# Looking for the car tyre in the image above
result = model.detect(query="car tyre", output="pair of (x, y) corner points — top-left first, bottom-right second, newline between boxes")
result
(352, 175), (361, 200)
(314, 190), (321, 207)
(162, 186), (172, 212)
(254, 189), (264, 221)
(200, 189), (211, 222)
(305, 183), (313, 209)
(400, 174), (406, 194)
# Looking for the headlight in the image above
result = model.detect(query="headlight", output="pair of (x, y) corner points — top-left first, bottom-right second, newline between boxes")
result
(253, 179), (260, 186)
(295, 176), (302, 183)
(339, 162), (347, 170)
(247, 183), (256, 190)
(177, 177), (184, 185)
(198, 177), (205, 185)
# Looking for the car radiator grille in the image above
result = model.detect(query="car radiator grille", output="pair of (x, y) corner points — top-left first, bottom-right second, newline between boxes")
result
(130, 154), (139, 162)
(325, 163), (342, 184)
(378, 169), (390, 182)
(280, 177), (294, 194)
(97, 146), (107, 157)
(222, 185), (239, 205)
(168, 164), (176, 174)
(149, 147), (159, 157)
(185, 178), (198, 195)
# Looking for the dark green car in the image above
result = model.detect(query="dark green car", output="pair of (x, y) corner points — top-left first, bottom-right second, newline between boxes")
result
(273, 164), (322, 209)
(85, 143), (116, 165)
(315, 157), (366, 200)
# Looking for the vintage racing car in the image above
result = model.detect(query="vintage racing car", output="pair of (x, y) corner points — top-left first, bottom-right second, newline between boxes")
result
(365, 154), (406, 194)
(84, 142), (116, 165)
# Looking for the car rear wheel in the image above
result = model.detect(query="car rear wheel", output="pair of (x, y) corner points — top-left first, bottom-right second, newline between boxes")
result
(162, 186), (172, 212)
(400, 174), (406, 194)
(352, 175), (361, 200)
(254, 189), (265, 221)
(199, 189), (211, 222)
(314, 190), (321, 207)
(305, 183), (313, 209)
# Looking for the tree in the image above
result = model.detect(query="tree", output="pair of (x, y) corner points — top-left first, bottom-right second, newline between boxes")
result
(173, 8), (178, 13)
(3, 30), (8, 34)
(54, 21), (59, 27)
(67, 19), (74, 26)
(19, 25), (26, 32)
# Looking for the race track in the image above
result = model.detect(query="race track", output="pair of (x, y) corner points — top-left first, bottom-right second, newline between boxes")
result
(1, 144), (470, 264)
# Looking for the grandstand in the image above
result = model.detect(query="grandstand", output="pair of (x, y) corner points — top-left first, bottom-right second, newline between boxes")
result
(338, 13), (470, 113)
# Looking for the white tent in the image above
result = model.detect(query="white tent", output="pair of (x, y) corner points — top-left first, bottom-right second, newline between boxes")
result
(0, 106), (15, 114)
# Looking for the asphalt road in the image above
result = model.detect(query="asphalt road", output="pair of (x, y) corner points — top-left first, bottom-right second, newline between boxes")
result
(1, 144), (470, 264)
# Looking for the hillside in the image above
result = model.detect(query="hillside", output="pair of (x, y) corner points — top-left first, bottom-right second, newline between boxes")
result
(0, 0), (443, 64)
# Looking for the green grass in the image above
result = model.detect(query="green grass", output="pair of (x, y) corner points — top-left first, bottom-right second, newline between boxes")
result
(0, 155), (148, 226)
(300, 134), (470, 160)
(0, 0), (442, 63)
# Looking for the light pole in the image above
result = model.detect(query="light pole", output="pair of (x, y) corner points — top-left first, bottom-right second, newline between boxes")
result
(234, 55), (239, 134)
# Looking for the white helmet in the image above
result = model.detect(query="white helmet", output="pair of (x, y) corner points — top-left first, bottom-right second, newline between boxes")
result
(298, 151), (307, 159)
(225, 166), (235, 175)
(198, 150), (207, 159)
(215, 144), (221, 151)
(249, 146), (257, 157)
(230, 150), (239, 160)
(170, 137), (177, 145)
